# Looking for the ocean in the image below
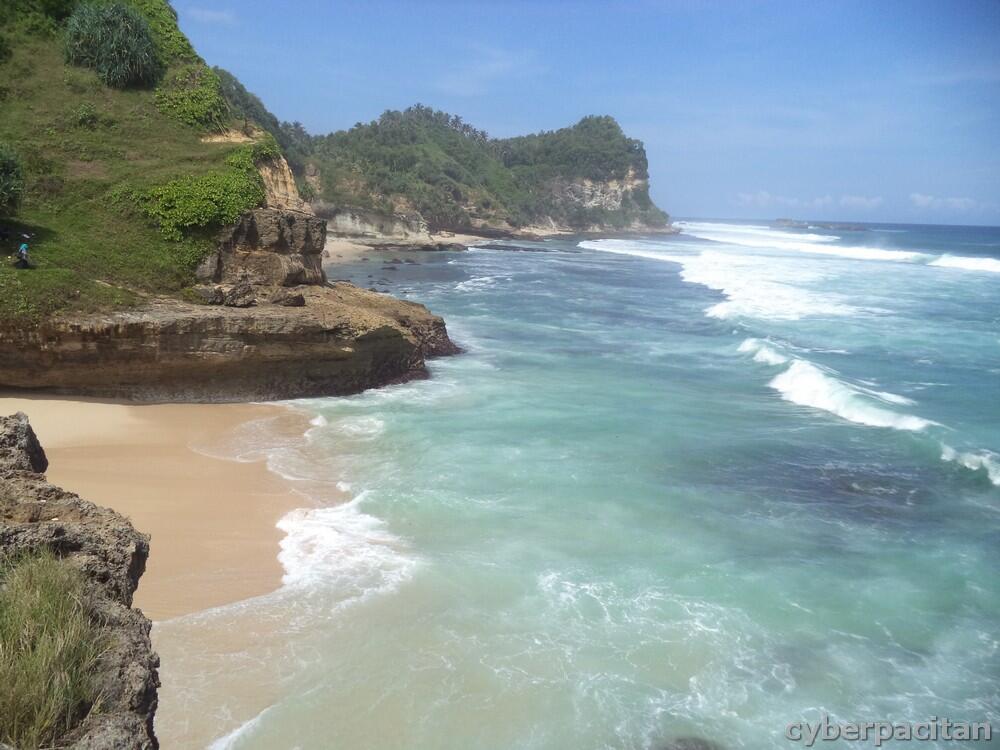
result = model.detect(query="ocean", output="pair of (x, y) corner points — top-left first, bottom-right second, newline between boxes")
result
(156, 220), (999, 749)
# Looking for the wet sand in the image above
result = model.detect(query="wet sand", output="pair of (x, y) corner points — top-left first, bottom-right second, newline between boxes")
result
(0, 395), (311, 620)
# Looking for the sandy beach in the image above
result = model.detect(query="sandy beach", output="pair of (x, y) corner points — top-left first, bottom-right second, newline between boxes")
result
(0, 395), (311, 621)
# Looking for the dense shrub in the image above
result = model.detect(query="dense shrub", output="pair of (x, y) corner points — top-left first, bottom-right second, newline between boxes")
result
(0, 550), (106, 750)
(136, 139), (279, 239)
(0, 142), (25, 215)
(154, 63), (228, 130)
(115, 0), (196, 62)
(64, 2), (162, 88)
(0, 34), (10, 63)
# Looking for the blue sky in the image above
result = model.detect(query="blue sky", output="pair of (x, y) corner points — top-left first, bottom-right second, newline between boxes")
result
(177, 0), (1000, 225)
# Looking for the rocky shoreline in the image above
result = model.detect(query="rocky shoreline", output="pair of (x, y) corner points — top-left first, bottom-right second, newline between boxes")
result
(0, 204), (458, 402)
(0, 413), (159, 749)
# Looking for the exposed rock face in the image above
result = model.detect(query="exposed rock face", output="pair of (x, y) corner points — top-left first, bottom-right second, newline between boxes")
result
(317, 205), (431, 242)
(0, 412), (48, 473)
(258, 155), (312, 214)
(198, 208), (327, 288)
(312, 168), (670, 241)
(0, 413), (159, 749)
(0, 284), (458, 402)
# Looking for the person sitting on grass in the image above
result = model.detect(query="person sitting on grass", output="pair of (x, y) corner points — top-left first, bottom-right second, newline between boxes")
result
(14, 241), (30, 269)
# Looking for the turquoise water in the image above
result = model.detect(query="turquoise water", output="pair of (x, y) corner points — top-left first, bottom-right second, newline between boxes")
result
(158, 221), (999, 749)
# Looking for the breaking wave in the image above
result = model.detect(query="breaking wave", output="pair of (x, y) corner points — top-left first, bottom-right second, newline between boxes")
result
(768, 360), (935, 432)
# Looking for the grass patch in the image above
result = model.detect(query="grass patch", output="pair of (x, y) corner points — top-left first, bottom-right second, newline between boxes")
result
(0, 34), (255, 323)
(0, 550), (106, 750)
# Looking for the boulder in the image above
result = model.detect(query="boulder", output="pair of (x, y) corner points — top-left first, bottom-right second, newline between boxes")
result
(198, 208), (327, 288)
(0, 411), (48, 473)
(222, 276), (256, 308)
(270, 289), (306, 307)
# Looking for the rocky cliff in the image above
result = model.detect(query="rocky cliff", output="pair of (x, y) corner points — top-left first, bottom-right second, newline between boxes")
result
(0, 157), (459, 401)
(0, 283), (457, 401)
(0, 413), (159, 749)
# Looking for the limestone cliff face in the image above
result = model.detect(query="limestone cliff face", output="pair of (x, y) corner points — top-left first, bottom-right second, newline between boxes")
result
(309, 165), (669, 240)
(0, 413), (159, 749)
(258, 155), (312, 214)
(317, 204), (431, 242)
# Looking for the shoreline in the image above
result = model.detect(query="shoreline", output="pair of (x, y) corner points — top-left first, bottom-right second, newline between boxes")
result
(0, 395), (316, 621)
(324, 224), (679, 263)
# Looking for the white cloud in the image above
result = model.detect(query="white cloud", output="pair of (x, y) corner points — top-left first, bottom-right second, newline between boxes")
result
(839, 195), (883, 210)
(910, 193), (978, 212)
(435, 45), (536, 97)
(184, 7), (236, 25)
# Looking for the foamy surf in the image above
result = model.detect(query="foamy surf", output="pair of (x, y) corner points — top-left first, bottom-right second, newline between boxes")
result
(276, 493), (418, 607)
(768, 360), (935, 431)
(941, 445), (1000, 486)
(929, 254), (1000, 273)
(582, 241), (860, 320)
(676, 221), (925, 262)
(738, 338), (789, 366)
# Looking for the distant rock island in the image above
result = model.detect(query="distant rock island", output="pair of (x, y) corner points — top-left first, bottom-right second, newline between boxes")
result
(775, 218), (868, 231)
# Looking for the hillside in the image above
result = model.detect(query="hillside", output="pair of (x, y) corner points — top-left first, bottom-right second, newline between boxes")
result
(0, 0), (282, 322)
(304, 106), (669, 235)
(0, 1), (669, 327)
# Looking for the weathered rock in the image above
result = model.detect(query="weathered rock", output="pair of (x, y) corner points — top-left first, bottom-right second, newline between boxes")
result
(222, 276), (256, 308)
(0, 414), (159, 749)
(270, 289), (306, 307)
(0, 411), (47, 473)
(258, 155), (312, 214)
(191, 285), (224, 305)
(0, 283), (459, 402)
(198, 208), (327, 288)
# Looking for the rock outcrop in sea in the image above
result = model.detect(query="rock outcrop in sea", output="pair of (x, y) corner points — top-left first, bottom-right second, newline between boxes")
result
(0, 413), (159, 749)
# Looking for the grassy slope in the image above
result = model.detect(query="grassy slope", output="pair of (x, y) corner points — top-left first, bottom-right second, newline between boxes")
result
(0, 551), (106, 750)
(0, 26), (241, 322)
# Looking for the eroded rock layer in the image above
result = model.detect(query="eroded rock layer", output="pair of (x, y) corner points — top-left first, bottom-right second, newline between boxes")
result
(0, 284), (458, 402)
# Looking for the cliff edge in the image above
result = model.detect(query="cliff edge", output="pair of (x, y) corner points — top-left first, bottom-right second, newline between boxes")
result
(0, 204), (458, 401)
(0, 413), (159, 749)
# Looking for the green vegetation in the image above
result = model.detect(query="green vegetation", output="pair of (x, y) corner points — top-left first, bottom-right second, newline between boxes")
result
(0, 2), (268, 323)
(0, 0), (665, 324)
(134, 138), (279, 239)
(64, 3), (162, 89)
(0, 142), (25, 214)
(0, 550), (106, 750)
(154, 62), (227, 130)
(306, 105), (667, 231)
(111, 0), (196, 63)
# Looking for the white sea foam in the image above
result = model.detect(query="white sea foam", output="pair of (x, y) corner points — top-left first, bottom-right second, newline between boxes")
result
(276, 494), (418, 608)
(738, 338), (789, 366)
(207, 704), (274, 750)
(309, 414), (328, 427)
(582, 240), (859, 320)
(335, 415), (385, 438)
(941, 445), (1000, 486)
(929, 255), (1000, 274)
(769, 360), (935, 431)
(676, 221), (925, 262)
